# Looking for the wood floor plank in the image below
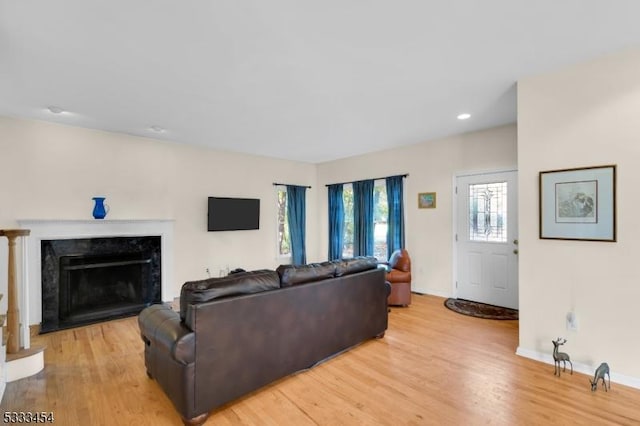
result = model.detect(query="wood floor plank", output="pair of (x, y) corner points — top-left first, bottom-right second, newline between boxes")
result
(1, 294), (639, 425)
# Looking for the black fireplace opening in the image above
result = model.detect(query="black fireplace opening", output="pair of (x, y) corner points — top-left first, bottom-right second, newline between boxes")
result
(41, 236), (161, 333)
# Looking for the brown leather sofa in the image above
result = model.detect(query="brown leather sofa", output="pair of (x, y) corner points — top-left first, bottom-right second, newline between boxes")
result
(384, 249), (412, 306)
(138, 258), (389, 425)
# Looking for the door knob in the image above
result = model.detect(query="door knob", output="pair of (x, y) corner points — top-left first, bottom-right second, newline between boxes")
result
(513, 249), (519, 255)
(513, 239), (519, 245)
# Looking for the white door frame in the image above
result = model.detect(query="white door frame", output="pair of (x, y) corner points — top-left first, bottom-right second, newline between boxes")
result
(452, 167), (518, 298)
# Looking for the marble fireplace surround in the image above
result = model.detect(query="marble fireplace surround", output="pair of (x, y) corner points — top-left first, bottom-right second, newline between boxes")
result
(17, 219), (174, 346)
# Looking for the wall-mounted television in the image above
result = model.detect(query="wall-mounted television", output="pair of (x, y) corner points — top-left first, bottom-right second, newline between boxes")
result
(208, 197), (260, 231)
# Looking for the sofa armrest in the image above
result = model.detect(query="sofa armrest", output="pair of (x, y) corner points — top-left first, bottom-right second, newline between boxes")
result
(138, 304), (195, 365)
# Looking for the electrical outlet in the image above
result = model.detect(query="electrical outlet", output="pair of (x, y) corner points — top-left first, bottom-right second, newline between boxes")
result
(566, 311), (578, 331)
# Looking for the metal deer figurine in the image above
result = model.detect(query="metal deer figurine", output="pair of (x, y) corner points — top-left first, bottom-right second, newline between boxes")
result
(590, 363), (611, 392)
(552, 338), (573, 376)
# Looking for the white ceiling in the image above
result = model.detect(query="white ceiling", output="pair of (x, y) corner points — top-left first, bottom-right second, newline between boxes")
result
(1, 1), (640, 163)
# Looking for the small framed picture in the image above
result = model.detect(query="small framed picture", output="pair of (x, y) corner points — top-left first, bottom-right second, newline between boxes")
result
(418, 192), (436, 209)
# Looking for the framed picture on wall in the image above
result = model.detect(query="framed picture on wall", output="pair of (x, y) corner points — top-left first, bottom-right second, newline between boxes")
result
(418, 192), (436, 209)
(539, 164), (616, 241)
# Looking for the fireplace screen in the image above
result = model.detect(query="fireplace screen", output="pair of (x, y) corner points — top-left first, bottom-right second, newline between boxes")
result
(59, 253), (151, 324)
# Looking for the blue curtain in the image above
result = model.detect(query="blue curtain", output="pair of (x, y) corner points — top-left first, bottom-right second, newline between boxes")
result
(286, 185), (307, 265)
(327, 184), (344, 260)
(353, 179), (374, 257)
(386, 175), (405, 256)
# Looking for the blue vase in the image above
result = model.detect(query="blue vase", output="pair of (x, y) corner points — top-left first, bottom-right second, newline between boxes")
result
(92, 197), (109, 219)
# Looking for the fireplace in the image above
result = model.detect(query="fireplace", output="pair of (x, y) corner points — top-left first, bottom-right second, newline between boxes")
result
(40, 236), (161, 333)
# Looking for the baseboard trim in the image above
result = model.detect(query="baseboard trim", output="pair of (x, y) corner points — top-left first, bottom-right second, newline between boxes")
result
(516, 346), (640, 390)
(415, 289), (450, 299)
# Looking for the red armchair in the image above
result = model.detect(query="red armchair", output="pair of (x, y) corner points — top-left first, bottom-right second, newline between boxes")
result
(384, 249), (412, 306)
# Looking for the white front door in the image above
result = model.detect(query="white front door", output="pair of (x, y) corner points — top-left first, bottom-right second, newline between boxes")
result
(455, 170), (518, 309)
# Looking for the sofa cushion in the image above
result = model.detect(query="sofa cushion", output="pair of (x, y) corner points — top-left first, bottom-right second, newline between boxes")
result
(334, 256), (379, 277)
(180, 269), (279, 320)
(276, 261), (337, 287)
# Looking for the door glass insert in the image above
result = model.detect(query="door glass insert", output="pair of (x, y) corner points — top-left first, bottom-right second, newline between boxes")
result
(469, 182), (507, 242)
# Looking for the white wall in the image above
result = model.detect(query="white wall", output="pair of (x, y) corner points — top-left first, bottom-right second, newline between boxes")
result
(317, 124), (517, 297)
(0, 116), (318, 309)
(518, 47), (640, 383)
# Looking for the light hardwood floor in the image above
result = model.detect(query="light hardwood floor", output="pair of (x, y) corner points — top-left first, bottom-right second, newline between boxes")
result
(2, 294), (639, 425)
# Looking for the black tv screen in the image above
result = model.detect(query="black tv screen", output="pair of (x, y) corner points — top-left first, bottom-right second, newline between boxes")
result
(208, 197), (260, 231)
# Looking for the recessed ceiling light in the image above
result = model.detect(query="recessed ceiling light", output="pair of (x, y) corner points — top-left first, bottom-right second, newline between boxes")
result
(457, 113), (471, 120)
(149, 125), (165, 133)
(47, 106), (65, 114)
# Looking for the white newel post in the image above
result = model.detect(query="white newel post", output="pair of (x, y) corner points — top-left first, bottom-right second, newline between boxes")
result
(0, 229), (30, 354)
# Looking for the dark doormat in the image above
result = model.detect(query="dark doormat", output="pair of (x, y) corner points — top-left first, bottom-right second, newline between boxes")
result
(444, 298), (518, 320)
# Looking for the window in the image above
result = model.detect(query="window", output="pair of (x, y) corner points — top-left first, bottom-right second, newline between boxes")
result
(373, 182), (388, 261)
(342, 184), (354, 258)
(341, 180), (388, 261)
(276, 188), (290, 257)
(468, 181), (507, 242)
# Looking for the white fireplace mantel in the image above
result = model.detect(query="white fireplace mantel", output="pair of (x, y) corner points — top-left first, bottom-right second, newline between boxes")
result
(16, 219), (174, 348)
